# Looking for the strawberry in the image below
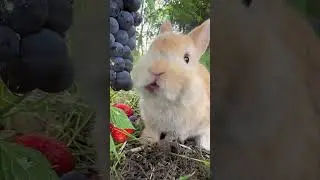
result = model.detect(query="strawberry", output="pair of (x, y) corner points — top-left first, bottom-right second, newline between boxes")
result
(15, 134), (75, 176)
(110, 123), (134, 143)
(113, 103), (134, 117)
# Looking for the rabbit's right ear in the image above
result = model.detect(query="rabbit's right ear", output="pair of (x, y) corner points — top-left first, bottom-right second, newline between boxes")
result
(189, 19), (210, 58)
(160, 21), (173, 34)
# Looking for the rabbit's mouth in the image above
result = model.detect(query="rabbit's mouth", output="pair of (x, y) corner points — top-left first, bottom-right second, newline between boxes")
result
(145, 81), (159, 93)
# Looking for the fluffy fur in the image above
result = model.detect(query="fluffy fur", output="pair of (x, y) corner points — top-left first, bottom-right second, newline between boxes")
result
(131, 19), (210, 150)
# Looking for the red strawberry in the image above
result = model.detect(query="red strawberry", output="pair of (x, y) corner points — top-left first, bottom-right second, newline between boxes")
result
(15, 134), (75, 176)
(113, 103), (134, 117)
(110, 123), (135, 143)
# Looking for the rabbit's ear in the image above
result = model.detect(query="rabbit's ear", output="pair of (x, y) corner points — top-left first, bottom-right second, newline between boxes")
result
(189, 19), (210, 57)
(160, 21), (173, 34)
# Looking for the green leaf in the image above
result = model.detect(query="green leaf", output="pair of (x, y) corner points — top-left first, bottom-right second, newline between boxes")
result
(109, 135), (119, 160)
(0, 142), (59, 180)
(110, 106), (135, 130)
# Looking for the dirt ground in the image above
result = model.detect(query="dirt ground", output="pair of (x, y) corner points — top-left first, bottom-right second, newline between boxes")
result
(111, 139), (211, 180)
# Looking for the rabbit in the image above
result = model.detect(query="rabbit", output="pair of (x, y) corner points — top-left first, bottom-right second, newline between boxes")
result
(131, 19), (210, 151)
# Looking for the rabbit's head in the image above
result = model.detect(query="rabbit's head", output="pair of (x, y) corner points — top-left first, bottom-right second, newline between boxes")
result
(132, 19), (210, 102)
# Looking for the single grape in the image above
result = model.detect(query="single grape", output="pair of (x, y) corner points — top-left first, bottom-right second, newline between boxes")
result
(127, 26), (136, 38)
(126, 53), (133, 61)
(114, 0), (124, 10)
(111, 57), (126, 72)
(113, 70), (133, 91)
(110, 0), (120, 17)
(128, 115), (138, 122)
(124, 0), (141, 12)
(110, 42), (124, 57)
(10, 0), (48, 35)
(110, 33), (115, 44)
(122, 45), (131, 58)
(110, 17), (119, 34)
(0, 57), (36, 94)
(44, 0), (74, 36)
(0, 26), (20, 62)
(124, 59), (133, 72)
(132, 12), (142, 26)
(115, 30), (129, 44)
(117, 11), (134, 31)
(21, 29), (68, 58)
(126, 36), (136, 50)
(20, 29), (73, 93)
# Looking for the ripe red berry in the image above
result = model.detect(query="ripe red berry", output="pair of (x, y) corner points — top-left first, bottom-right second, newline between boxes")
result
(113, 103), (134, 117)
(15, 134), (75, 176)
(110, 123), (135, 143)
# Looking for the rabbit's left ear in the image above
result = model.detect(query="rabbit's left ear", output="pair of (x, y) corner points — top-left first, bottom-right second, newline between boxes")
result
(189, 19), (210, 57)
(160, 21), (173, 34)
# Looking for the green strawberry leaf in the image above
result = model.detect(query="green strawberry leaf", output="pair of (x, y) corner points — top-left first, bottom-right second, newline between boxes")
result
(0, 141), (59, 180)
(110, 106), (135, 130)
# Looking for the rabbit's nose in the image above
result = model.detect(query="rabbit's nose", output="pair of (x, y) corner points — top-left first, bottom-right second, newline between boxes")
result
(151, 72), (164, 77)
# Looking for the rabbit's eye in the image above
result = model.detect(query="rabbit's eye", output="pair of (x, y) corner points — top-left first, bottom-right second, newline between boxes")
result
(184, 53), (190, 63)
(242, 0), (252, 7)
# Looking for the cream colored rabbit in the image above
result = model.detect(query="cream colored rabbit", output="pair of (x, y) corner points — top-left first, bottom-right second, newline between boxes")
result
(131, 19), (210, 151)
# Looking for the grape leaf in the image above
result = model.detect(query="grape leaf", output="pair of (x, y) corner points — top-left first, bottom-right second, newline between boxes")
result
(110, 106), (135, 130)
(0, 141), (59, 180)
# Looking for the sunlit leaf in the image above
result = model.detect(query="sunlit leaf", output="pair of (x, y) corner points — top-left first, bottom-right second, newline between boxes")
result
(110, 106), (135, 130)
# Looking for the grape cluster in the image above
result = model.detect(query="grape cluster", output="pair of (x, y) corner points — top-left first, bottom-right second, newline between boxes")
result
(0, 0), (74, 95)
(110, 0), (142, 91)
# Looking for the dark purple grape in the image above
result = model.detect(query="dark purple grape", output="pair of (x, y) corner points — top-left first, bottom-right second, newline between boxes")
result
(111, 57), (125, 72)
(124, 0), (141, 12)
(110, 17), (119, 34)
(20, 29), (73, 93)
(122, 45), (131, 58)
(112, 70), (132, 91)
(128, 115), (138, 122)
(126, 36), (136, 50)
(0, 26), (20, 62)
(117, 11), (134, 30)
(115, 0), (124, 10)
(124, 59), (133, 72)
(126, 53), (133, 61)
(0, 57), (36, 94)
(10, 0), (48, 35)
(110, 42), (124, 57)
(127, 26), (136, 37)
(132, 12), (142, 26)
(115, 30), (129, 44)
(45, 0), (73, 35)
(110, 0), (120, 17)
(110, 33), (115, 44)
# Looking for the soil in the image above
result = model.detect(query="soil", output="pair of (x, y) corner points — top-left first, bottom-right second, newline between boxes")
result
(111, 139), (211, 180)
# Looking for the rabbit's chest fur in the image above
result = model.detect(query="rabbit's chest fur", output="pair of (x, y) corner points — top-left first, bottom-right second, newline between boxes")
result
(140, 94), (209, 139)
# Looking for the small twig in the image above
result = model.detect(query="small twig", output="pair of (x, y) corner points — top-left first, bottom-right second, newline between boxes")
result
(178, 143), (192, 150)
(124, 145), (146, 153)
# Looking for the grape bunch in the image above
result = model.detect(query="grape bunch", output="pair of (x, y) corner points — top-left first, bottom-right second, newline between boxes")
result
(0, 0), (74, 95)
(110, 0), (142, 91)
